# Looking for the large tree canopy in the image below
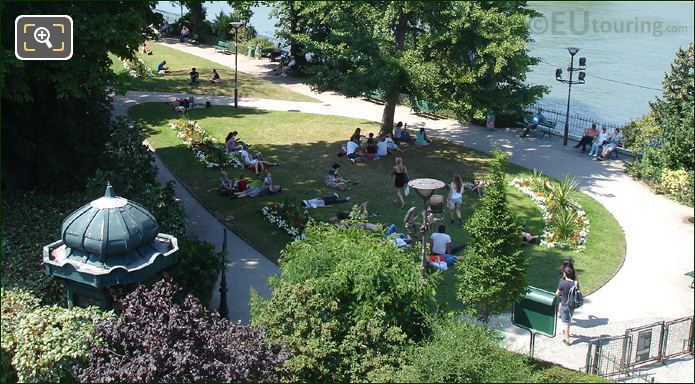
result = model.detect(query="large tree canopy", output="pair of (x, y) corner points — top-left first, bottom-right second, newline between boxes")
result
(1, 1), (156, 191)
(285, 1), (545, 133)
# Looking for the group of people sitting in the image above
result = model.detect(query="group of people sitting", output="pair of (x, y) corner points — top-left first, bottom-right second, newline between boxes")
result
(394, 122), (432, 146)
(341, 122), (435, 164)
(575, 123), (623, 160)
(155, 61), (221, 85)
(169, 97), (211, 112)
(276, 55), (299, 78)
(224, 131), (280, 174)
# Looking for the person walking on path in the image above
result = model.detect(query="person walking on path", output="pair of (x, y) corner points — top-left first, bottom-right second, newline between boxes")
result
(448, 174), (464, 224)
(392, 157), (409, 209)
(180, 25), (189, 43)
(556, 266), (578, 345)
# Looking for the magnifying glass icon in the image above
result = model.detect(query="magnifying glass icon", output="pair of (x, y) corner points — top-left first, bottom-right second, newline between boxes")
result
(33, 27), (53, 49)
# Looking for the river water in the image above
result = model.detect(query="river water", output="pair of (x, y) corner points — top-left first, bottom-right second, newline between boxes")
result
(156, 1), (694, 124)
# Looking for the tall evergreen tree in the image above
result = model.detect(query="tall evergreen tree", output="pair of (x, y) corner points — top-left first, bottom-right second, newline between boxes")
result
(456, 149), (527, 324)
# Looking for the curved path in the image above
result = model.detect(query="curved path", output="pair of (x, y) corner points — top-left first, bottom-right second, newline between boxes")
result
(114, 40), (694, 380)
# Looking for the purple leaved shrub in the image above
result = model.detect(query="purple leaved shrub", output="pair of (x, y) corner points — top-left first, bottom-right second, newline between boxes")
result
(77, 279), (288, 382)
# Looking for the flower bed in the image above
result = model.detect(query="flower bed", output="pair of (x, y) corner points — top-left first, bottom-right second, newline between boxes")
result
(260, 202), (310, 241)
(169, 117), (242, 169)
(122, 57), (154, 79)
(509, 176), (589, 252)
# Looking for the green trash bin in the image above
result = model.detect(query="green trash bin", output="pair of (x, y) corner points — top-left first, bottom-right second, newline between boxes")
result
(512, 286), (559, 337)
(246, 45), (254, 57)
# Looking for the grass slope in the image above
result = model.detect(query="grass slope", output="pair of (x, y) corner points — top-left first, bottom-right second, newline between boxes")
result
(130, 103), (625, 309)
(110, 41), (317, 102)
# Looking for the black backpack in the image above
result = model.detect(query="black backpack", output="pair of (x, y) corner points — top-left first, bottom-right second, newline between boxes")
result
(567, 281), (583, 310)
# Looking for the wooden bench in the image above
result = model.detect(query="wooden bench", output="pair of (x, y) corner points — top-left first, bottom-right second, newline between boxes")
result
(214, 41), (232, 54)
(411, 99), (439, 117)
(187, 33), (199, 44)
(361, 89), (385, 103)
(516, 119), (556, 139)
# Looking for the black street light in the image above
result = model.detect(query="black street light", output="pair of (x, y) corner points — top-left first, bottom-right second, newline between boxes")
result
(229, 21), (244, 108)
(218, 228), (229, 319)
(555, 47), (587, 146)
(408, 178), (445, 277)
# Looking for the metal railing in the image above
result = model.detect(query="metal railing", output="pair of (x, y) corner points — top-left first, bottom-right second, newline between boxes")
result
(585, 316), (694, 378)
(527, 103), (626, 141)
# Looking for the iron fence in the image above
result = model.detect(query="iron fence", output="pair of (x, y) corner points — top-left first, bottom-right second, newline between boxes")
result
(527, 103), (626, 141)
(625, 322), (665, 367)
(663, 316), (694, 359)
(586, 335), (629, 376)
(585, 316), (694, 378)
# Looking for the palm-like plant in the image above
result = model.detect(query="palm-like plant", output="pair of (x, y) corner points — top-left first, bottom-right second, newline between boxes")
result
(548, 176), (578, 214)
(529, 169), (545, 192)
(551, 208), (580, 241)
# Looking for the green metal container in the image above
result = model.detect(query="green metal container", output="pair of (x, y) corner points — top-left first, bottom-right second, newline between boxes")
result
(512, 286), (560, 337)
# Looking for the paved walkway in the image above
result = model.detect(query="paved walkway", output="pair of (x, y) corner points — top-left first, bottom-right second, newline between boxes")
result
(113, 39), (694, 381)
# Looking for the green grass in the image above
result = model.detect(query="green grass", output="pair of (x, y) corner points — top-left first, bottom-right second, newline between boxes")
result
(130, 103), (625, 310)
(110, 41), (317, 102)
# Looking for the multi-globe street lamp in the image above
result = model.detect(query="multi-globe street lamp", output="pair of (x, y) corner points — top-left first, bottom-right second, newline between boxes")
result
(555, 47), (587, 146)
(408, 178), (445, 277)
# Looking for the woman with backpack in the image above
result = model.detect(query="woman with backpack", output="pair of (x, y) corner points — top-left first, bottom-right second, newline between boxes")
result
(556, 266), (578, 345)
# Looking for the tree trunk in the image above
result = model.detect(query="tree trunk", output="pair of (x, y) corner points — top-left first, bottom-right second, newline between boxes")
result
(188, 0), (203, 32)
(379, 8), (409, 137)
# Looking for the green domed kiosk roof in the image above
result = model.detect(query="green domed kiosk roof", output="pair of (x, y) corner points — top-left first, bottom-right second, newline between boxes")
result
(43, 185), (178, 289)
(61, 185), (159, 259)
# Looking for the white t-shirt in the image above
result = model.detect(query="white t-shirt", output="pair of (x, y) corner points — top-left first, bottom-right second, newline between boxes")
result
(450, 183), (463, 200)
(430, 232), (452, 255)
(377, 140), (388, 156)
(302, 198), (325, 209)
(241, 150), (256, 165)
(596, 132), (609, 143)
(346, 140), (359, 155)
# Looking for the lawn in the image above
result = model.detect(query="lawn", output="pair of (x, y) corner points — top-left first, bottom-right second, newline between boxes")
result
(110, 41), (317, 102)
(130, 103), (625, 310)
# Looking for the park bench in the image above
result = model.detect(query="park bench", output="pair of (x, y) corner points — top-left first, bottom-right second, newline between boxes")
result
(361, 89), (386, 104)
(214, 41), (232, 54)
(187, 33), (199, 44)
(411, 99), (440, 117)
(516, 116), (556, 139)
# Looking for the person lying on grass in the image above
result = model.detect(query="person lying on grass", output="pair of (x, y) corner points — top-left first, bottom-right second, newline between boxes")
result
(301, 193), (351, 208)
(234, 184), (282, 198)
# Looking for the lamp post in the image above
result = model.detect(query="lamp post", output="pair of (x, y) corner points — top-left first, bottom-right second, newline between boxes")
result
(555, 47), (586, 146)
(218, 228), (229, 319)
(229, 22), (244, 108)
(408, 178), (445, 277)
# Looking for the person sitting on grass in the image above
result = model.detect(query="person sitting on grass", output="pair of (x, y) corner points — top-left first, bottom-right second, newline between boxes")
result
(234, 184), (282, 198)
(219, 170), (235, 196)
(429, 225), (464, 271)
(190, 67), (200, 85)
(225, 131), (243, 152)
(210, 69), (220, 84)
(156, 60), (170, 74)
(394, 122), (414, 143)
(364, 133), (379, 160)
(345, 139), (363, 163)
(240, 145), (278, 175)
(326, 163), (351, 191)
(415, 127), (432, 146)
